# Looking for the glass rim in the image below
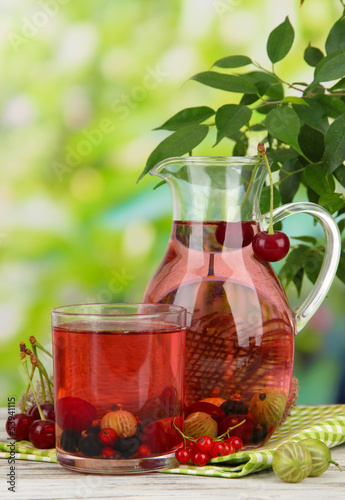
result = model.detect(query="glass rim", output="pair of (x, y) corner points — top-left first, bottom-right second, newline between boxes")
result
(51, 302), (187, 319)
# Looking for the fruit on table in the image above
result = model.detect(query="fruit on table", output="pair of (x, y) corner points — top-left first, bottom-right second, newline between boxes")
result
(272, 442), (312, 483)
(28, 403), (55, 422)
(299, 438), (342, 476)
(6, 413), (35, 441)
(101, 410), (137, 438)
(252, 231), (290, 262)
(218, 414), (254, 444)
(184, 412), (218, 439)
(249, 389), (287, 428)
(56, 397), (97, 432)
(29, 419), (56, 449)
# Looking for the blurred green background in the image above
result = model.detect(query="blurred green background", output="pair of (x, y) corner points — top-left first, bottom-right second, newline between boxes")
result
(1, 0), (344, 406)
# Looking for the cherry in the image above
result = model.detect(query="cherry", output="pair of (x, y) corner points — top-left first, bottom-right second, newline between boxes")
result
(252, 231), (290, 262)
(215, 221), (255, 249)
(185, 402), (225, 421)
(225, 436), (243, 451)
(218, 415), (254, 444)
(28, 403), (55, 422)
(56, 397), (97, 432)
(196, 435), (214, 452)
(6, 413), (35, 441)
(190, 450), (210, 466)
(175, 447), (191, 464)
(98, 428), (118, 447)
(139, 417), (183, 454)
(101, 446), (118, 458)
(137, 444), (152, 457)
(208, 441), (225, 458)
(29, 420), (56, 449)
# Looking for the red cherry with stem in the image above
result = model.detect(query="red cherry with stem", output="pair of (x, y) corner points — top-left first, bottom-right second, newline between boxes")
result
(209, 441), (225, 458)
(175, 447), (191, 464)
(225, 436), (243, 451)
(252, 230), (290, 262)
(196, 435), (214, 452)
(218, 415), (254, 444)
(6, 413), (35, 441)
(29, 419), (55, 449)
(215, 221), (254, 249)
(98, 428), (118, 447)
(191, 450), (210, 466)
(28, 403), (55, 422)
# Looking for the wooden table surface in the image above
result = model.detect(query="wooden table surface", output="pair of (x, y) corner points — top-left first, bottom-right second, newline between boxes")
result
(1, 408), (344, 500)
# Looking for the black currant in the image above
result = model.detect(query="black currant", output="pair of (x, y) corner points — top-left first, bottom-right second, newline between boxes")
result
(251, 424), (268, 445)
(78, 434), (103, 457)
(220, 400), (248, 415)
(113, 436), (140, 458)
(60, 429), (82, 453)
(85, 425), (101, 435)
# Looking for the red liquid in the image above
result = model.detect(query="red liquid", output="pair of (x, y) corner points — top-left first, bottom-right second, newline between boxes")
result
(53, 323), (185, 458)
(143, 221), (295, 447)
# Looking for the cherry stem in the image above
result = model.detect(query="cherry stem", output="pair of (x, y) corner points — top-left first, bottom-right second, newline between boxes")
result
(30, 342), (46, 403)
(257, 143), (274, 235)
(172, 417), (245, 444)
(21, 365), (36, 414)
(215, 419), (246, 441)
(21, 352), (46, 421)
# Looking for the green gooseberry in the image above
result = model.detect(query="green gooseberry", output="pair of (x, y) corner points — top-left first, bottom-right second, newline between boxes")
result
(272, 442), (312, 483)
(299, 439), (342, 477)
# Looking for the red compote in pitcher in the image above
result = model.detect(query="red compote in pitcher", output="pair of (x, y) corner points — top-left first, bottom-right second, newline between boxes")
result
(142, 156), (340, 448)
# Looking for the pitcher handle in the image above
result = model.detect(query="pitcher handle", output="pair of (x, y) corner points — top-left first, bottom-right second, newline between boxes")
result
(261, 202), (341, 333)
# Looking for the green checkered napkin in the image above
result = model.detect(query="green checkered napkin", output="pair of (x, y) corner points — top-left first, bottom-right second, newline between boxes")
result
(162, 405), (345, 478)
(1, 405), (344, 475)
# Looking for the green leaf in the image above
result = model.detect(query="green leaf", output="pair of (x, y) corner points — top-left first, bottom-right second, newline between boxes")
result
(267, 148), (299, 163)
(292, 236), (318, 245)
(260, 186), (281, 214)
(304, 164), (335, 196)
(337, 218), (345, 235)
(323, 113), (345, 173)
(313, 50), (345, 84)
(304, 249), (323, 284)
(318, 192), (345, 214)
(191, 71), (257, 94)
(154, 106), (215, 131)
(240, 94), (260, 106)
(293, 98), (328, 134)
(314, 94), (345, 118)
(298, 124), (325, 162)
(244, 71), (284, 100)
(138, 125), (209, 181)
(279, 245), (310, 288)
(336, 250), (345, 283)
(283, 96), (308, 106)
(213, 55), (252, 69)
(325, 16), (345, 54)
(329, 77), (345, 92)
(267, 17), (295, 64)
(334, 164), (345, 187)
(279, 158), (303, 204)
(214, 104), (252, 145)
(265, 107), (302, 154)
(304, 44), (324, 67)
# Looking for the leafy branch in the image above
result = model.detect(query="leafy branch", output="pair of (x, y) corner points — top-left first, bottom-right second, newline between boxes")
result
(139, 9), (345, 291)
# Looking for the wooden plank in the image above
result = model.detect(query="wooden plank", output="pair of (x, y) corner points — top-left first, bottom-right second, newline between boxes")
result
(1, 408), (344, 499)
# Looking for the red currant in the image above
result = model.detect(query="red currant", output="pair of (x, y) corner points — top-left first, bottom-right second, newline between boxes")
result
(28, 403), (55, 422)
(101, 446), (117, 458)
(6, 413), (35, 441)
(252, 231), (290, 262)
(191, 450), (210, 466)
(137, 444), (152, 457)
(196, 435), (214, 452)
(29, 419), (55, 449)
(209, 441), (225, 458)
(225, 436), (243, 451)
(175, 448), (191, 464)
(98, 428), (118, 447)
(215, 221), (255, 249)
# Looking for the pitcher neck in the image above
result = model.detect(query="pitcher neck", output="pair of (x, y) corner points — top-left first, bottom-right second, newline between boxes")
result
(150, 156), (267, 222)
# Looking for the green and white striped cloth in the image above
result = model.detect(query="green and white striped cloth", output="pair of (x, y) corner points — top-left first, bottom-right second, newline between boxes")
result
(1, 405), (344, 476)
(162, 405), (345, 478)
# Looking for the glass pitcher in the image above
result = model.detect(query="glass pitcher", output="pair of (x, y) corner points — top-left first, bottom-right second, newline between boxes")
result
(142, 156), (341, 448)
